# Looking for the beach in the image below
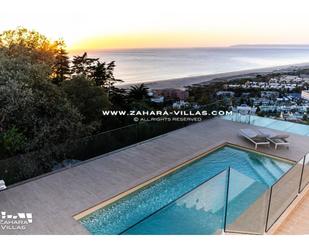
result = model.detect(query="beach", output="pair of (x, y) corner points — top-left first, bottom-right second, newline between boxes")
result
(117, 62), (309, 90)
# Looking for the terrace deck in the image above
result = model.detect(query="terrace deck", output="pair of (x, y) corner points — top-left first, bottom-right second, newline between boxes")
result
(1, 118), (309, 234)
(274, 186), (309, 234)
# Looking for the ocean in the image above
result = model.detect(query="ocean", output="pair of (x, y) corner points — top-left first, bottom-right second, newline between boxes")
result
(82, 47), (309, 84)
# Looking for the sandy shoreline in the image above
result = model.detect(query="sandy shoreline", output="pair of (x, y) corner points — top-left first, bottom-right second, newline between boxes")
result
(117, 62), (309, 90)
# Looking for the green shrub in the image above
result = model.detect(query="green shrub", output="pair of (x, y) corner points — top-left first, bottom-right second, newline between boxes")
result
(0, 127), (26, 158)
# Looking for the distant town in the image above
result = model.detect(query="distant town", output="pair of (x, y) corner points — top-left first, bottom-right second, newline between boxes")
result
(147, 69), (309, 124)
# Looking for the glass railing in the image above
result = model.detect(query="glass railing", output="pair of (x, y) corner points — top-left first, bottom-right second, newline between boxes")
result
(76, 151), (308, 235)
(119, 155), (309, 235)
(1, 100), (230, 186)
(299, 153), (309, 192)
(224, 168), (270, 234)
(120, 169), (228, 235)
(119, 154), (309, 235)
(266, 158), (304, 231)
(223, 153), (309, 234)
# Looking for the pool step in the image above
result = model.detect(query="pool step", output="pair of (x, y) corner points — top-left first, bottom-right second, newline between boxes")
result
(264, 163), (285, 180)
(250, 164), (276, 186)
(276, 163), (290, 174)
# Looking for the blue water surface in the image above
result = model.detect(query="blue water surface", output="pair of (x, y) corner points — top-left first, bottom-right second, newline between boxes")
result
(80, 146), (292, 235)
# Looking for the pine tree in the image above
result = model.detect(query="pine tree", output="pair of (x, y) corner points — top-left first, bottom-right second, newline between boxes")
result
(52, 40), (70, 84)
(71, 53), (122, 94)
(71, 52), (98, 77)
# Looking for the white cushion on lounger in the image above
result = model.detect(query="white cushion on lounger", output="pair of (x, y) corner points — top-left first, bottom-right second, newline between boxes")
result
(0, 180), (6, 190)
(240, 129), (265, 139)
(258, 129), (289, 139)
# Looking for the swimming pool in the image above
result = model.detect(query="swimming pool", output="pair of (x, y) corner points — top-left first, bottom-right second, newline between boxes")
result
(223, 114), (309, 136)
(79, 146), (292, 235)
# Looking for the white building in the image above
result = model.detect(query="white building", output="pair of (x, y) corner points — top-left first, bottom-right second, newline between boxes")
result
(150, 96), (164, 103)
(301, 90), (309, 101)
(172, 100), (190, 109)
(216, 91), (235, 98)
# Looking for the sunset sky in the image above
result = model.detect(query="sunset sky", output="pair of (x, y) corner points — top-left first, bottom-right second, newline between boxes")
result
(1, 0), (309, 51)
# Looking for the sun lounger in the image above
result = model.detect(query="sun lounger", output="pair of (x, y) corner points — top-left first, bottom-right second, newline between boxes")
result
(0, 180), (6, 191)
(258, 128), (290, 150)
(239, 129), (270, 150)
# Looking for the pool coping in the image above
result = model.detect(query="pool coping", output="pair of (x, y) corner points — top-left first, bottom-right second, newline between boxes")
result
(73, 142), (296, 221)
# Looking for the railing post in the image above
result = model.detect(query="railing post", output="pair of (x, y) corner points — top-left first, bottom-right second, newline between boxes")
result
(265, 186), (273, 233)
(298, 155), (306, 194)
(223, 167), (231, 233)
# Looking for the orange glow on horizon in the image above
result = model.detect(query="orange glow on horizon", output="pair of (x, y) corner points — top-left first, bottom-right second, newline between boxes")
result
(69, 32), (215, 51)
(70, 34), (306, 52)
(68, 31), (272, 52)
(2, 0), (309, 52)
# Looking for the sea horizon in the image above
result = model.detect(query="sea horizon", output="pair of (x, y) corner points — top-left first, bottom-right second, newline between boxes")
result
(71, 46), (309, 84)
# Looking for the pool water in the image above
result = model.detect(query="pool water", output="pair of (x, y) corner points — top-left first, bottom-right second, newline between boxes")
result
(223, 114), (309, 136)
(80, 146), (292, 235)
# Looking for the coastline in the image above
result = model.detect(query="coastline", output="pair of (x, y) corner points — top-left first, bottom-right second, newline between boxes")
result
(116, 62), (309, 90)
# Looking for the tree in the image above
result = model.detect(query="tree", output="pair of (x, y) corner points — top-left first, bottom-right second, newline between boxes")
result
(71, 52), (122, 91)
(92, 61), (122, 89)
(0, 49), (51, 88)
(128, 84), (150, 101)
(62, 76), (110, 125)
(0, 27), (129, 160)
(108, 86), (128, 109)
(0, 27), (71, 82)
(0, 126), (27, 158)
(0, 47), (86, 155)
(52, 40), (71, 84)
(0, 27), (58, 66)
(71, 52), (97, 77)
